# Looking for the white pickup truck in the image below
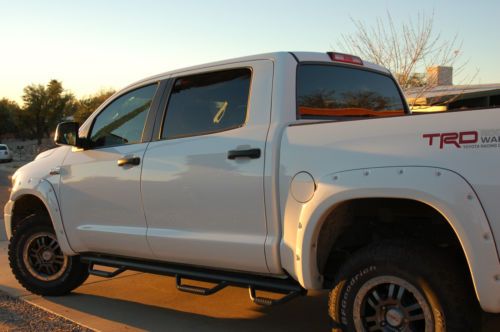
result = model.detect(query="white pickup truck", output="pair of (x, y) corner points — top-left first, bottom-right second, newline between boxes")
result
(4, 52), (500, 331)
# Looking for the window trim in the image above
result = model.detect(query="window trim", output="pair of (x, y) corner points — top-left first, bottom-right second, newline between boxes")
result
(295, 62), (410, 121)
(156, 67), (253, 141)
(86, 82), (161, 150)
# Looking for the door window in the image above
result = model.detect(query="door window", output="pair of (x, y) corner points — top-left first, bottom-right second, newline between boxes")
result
(161, 69), (251, 139)
(90, 84), (157, 148)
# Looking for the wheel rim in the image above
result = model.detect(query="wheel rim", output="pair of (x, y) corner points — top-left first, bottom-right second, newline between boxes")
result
(22, 232), (69, 281)
(353, 275), (434, 332)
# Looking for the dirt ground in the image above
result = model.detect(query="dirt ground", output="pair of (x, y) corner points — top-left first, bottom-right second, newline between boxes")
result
(0, 290), (92, 332)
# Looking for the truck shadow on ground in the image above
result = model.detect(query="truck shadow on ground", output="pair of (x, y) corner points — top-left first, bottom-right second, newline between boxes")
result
(40, 289), (331, 332)
(28, 283), (500, 332)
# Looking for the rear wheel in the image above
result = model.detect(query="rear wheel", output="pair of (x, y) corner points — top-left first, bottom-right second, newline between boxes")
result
(8, 215), (89, 296)
(329, 242), (479, 331)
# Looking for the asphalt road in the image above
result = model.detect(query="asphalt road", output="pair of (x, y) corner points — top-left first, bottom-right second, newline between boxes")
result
(0, 169), (10, 204)
(0, 169), (9, 185)
(0, 169), (11, 241)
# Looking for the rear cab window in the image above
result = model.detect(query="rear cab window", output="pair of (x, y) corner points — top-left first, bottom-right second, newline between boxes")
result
(297, 64), (407, 121)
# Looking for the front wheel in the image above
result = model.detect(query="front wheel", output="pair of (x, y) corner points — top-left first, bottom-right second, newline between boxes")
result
(329, 243), (479, 331)
(8, 215), (89, 296)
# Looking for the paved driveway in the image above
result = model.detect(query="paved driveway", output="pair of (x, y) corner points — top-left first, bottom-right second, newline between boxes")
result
(0, 240), (330, 331)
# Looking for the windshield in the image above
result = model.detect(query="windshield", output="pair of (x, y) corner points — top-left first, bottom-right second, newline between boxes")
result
(297, 64), (407, 120)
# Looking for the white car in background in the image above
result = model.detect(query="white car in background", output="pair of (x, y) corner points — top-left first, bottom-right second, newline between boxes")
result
(0, 144), (13, 162)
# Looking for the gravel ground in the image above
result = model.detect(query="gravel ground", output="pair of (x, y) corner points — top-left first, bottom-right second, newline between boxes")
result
(0, 291), (92, 332)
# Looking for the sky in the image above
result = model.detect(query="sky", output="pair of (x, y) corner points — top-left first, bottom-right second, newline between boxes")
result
(1, 0), (499, 105)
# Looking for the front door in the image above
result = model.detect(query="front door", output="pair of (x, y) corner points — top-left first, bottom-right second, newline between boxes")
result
(142, 61), (273, 273)
(59, 84), (158, 258)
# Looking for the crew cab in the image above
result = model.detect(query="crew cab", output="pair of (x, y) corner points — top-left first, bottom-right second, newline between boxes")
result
(4, 52), (500, 331)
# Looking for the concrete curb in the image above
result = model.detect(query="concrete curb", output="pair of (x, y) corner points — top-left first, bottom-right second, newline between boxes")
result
(22, 296), (97, 331)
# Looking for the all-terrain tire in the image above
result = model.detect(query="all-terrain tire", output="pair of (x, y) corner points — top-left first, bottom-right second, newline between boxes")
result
(329, 242), (480, 332)
(8, 215), (89, 296)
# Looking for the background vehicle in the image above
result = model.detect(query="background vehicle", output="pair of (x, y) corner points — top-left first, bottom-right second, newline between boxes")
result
(0, 144), (13, 162)
(4, 52), (500, 331)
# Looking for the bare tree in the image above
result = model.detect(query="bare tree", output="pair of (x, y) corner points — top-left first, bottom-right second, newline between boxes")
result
(338, 12), (473, 108)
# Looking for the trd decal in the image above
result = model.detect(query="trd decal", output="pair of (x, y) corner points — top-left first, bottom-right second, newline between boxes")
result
(423, 131), (478, 149)
(423, 130), (500, 149)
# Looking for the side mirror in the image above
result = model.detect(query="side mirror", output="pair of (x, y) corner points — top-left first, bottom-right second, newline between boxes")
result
(55, 122), (82, 147)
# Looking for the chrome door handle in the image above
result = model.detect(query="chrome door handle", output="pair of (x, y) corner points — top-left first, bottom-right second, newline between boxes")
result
(227, 148), (261, 160)
(49, 167), (61, 175)
(117, 156), (141, 167)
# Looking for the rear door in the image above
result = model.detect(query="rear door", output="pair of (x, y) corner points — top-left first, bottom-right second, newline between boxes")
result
(141, 60), (273, 272)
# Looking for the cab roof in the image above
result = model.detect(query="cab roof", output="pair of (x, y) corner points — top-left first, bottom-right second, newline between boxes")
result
(125, 51), (391, 90)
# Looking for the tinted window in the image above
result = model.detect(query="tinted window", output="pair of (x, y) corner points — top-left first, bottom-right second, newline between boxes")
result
(297, 65), (406, 120)
(161, 69), (251, 139)
(0, 146), (6, 151)
(90, 84), (157, 148)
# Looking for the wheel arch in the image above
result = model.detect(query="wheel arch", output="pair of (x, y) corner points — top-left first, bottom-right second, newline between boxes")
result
(6, 181), (75, 255)
(314, 198), (464, 274)
(281, 167), (500, 313)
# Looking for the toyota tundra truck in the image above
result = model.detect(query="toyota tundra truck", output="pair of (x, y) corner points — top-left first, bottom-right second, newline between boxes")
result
(4, 52), (500, 331)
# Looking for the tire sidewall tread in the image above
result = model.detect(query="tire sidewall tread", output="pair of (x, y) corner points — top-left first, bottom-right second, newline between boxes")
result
(329, 242), (479, 332)
(8, 215), (88, 296)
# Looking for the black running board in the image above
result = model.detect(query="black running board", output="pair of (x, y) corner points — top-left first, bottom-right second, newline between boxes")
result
(81, 254), (306, 306)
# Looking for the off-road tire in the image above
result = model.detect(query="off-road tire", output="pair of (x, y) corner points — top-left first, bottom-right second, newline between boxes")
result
(8, 215), (89, 296)
(329, 242), (479, 331)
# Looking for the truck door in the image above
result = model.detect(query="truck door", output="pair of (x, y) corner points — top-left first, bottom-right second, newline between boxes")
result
(59, 84), (159, 258)
(141, 61), (273, 273)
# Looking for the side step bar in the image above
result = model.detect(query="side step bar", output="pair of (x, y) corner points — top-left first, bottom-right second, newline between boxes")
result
(82, 254), (306, 306)
(176, 276), (228, 296)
